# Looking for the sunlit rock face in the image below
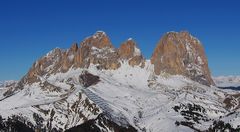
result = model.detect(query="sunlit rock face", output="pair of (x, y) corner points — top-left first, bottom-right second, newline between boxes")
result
(22, 31), (213, 86)
(74, 31), (121, 70)
(22, 31), (145, 85)
(151, 31), (214, 86)
(118, 38), (145, 67)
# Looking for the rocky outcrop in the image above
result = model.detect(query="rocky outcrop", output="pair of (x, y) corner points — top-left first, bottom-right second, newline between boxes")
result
(22, 43), (79, 84)
(22, 31), (142, 84)
(73, 33), (145, 70)
(62, 43), (78, 72)
(24, 48), (63, 84)
(151, 31), (214, 86)
(118, 39), (145, 67)
(20, 30), (213, 86)
(74, 31), (121, 70)
(118, 39), (139, 59)
(81, 31), (113, 49)
(79, 71), (100, 87)
(65, 114), (137, 132)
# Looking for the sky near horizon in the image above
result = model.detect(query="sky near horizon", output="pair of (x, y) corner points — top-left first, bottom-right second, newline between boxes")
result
(0, 0), (240, 81)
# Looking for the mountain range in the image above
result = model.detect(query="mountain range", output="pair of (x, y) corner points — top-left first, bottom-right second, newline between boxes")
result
(0, 31), (240, 132)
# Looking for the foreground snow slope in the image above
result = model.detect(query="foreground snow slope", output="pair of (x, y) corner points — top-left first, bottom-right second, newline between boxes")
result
(84, 62), (238, 131)
(0, 61), (240, 131)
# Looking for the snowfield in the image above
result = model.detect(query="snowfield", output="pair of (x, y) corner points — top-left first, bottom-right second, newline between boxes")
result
(0, 61), (240, 131)
(0, 80), (17, 88)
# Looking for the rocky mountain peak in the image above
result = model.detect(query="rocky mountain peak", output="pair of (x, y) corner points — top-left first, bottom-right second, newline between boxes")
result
(73, 31), (119, 69)
(93, 31), (106, 38)
(118, 39), (145, 67)
(22, 48), (64, 84)
(81, 31), (113, 49)
(69, 43), (78, 52)
(151, 31), (215, 86)
(118, 38), (138, 59)
(19, 31), (214, 86)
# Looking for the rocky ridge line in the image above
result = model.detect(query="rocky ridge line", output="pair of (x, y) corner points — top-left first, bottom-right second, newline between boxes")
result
(20, 31), (213, 86)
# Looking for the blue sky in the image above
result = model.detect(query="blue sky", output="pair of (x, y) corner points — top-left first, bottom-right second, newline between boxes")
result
(0, 0), (240, 80)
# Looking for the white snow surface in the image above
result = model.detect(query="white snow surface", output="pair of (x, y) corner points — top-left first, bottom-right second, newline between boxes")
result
(0, 61), (239, 131)
(134, 46), (141, 56)
(0, 80), (17, 88)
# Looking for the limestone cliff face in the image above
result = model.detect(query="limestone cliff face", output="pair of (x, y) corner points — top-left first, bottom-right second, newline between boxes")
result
(62, 43), (78, 72)
(82, 31), (113, 49)
(118, 39), (145, 67)
(118, 39), (138, 59)
(74, 31), (120, 70)
(73, 32), (145, 71)
(151, 31), (215, 86)
(22, 31), (144, 84)
(20, 31), (213, 86)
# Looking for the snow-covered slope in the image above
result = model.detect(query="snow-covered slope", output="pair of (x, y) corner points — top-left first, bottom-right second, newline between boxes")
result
(0, 80), (18, 100)
(1, 61), (240, 131)
(1, 31), (240, 131)
(213, 76), (240, 88)
(0, 80), (17, 88)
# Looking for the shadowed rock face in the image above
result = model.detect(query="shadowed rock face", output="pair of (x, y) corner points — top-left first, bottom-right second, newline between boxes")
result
(65, 114), (137, 132)
(151, 31), (214, 86)
(79, 71), (100, 87)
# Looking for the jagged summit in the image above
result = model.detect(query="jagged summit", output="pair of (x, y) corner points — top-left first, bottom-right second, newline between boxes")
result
(119, 39), (139, 59)
(118, 39), (145, 67)
(82, 31), (113, 49)
(19, 31), (146, 85)
(151, 31), (214, 86)
(17, 30), (214, 86)
(95, 30), (106, 34)
(69, 42), (78, 52)
(127, 37), (133, 41)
